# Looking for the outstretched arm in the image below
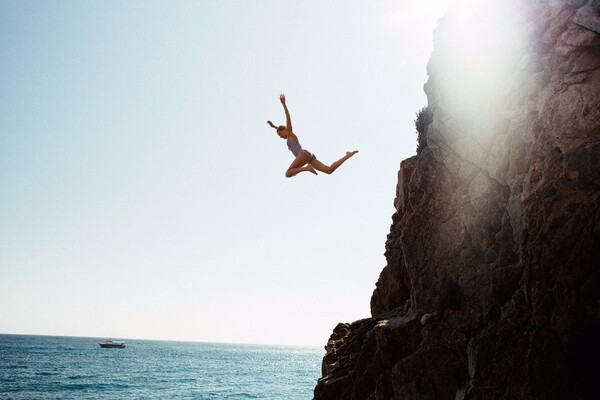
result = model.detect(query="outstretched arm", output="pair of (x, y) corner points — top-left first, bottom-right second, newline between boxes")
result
(280, 94), (292, 133)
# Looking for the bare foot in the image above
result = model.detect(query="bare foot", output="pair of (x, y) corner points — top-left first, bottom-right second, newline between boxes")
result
(307, 164), (318, 175)
(347, 150), (359, 157)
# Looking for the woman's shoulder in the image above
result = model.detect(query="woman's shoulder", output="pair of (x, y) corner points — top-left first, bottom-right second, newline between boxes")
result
(288, 132), (298, 141)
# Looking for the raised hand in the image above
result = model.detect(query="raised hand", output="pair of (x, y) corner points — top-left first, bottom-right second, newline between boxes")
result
(280, 94), (286, 105)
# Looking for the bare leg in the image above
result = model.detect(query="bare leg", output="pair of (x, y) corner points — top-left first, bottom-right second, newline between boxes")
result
(310, 151), (358, 175)
(286, 151), (318, 178)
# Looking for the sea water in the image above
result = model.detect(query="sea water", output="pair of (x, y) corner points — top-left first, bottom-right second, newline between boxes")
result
(0, 334), (323, 399)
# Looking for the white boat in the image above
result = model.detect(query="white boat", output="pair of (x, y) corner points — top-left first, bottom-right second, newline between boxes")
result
(99, 339), (126, 348)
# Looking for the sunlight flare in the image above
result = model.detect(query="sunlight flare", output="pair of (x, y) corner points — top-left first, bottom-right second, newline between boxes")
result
(427, 0), (526, 121)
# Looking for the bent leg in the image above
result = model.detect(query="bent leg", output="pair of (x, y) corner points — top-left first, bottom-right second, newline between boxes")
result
(310, 151), (358, 175)
(286, 151), (317, 178)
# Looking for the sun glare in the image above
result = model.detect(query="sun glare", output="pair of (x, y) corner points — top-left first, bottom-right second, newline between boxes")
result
(430, 0), (526, 121)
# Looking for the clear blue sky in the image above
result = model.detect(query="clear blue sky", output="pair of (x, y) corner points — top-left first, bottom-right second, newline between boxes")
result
(1, 0), (451, 346)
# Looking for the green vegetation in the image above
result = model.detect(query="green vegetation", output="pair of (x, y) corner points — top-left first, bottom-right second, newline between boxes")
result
(415, 106), (433, 155)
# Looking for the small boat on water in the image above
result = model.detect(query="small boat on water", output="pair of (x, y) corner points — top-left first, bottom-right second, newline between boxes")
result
(99, 339), (126, 348)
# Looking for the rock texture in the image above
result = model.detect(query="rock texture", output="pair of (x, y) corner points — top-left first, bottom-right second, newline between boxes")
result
(314, 0), (600, 399)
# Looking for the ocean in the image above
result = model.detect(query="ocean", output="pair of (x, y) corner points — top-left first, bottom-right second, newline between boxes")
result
(0, 334), (323, 399)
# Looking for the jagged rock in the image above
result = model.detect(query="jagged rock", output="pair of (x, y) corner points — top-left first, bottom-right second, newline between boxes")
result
(420, 312), (436, 325)
(561, 0), (591, 9)
(561, 21), (600, 47)
(314, 0), (600, 398)
(370, 157), (417, 317)
(573, 5), (600, 34)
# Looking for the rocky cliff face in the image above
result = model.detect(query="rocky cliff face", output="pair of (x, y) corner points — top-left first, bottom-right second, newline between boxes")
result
(314, 1), (600, 399)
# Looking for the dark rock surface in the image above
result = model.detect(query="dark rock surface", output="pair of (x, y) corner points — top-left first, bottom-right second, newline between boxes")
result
(314, 0), (600, 398)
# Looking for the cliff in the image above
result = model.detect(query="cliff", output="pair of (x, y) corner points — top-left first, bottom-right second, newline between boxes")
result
(314, 1), (600, 399)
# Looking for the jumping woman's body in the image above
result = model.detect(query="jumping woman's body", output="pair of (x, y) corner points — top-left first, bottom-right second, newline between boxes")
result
(267, 94), (358, 178)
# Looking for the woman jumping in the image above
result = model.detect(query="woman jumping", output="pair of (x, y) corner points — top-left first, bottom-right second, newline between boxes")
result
(267, 94), (358, 178)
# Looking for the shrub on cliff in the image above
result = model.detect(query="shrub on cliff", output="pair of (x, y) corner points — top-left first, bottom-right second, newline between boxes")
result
(415, 106), (432, 155)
